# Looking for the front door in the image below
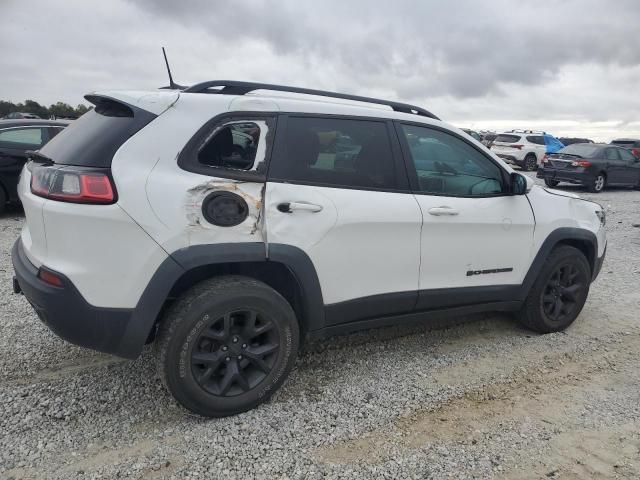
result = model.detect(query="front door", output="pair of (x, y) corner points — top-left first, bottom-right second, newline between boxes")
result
(265, 115), (422, 325)
(395, 122), (535, 310)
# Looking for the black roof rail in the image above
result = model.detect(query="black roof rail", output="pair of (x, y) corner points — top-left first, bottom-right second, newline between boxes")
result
(182, 80), (440, 120)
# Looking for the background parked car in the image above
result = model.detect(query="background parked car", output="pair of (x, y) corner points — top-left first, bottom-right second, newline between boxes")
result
(490, 130), (564, 171)
(2, 112), (41, 120)
(610, 138), (640, 158)
(0, 119), (69, 213)
(480, 131), (497, 147)
(559, 137), (594, 146)
(537, 143), (640, 192)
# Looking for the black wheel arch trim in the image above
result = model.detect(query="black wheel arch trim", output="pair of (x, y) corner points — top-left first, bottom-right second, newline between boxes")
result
(119, 242), (325, 359)
(520, 227), (600, 300)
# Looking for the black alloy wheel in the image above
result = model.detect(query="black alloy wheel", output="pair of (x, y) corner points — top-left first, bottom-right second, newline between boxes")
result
(541, 263), (586, 325)
(155, 276), (299, 417)
(191, 309), (279, 397)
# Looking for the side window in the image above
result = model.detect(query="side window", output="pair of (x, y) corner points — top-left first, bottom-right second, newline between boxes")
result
(270, 116), (396, 190)
(197, 121), (263, 170)
(48, 127), (65, 141)
(618, 149), (636, 163)
(0, 127), (44, 149)
(605, 148), (620, 161)
(526, 135), (545, 145)
(400, 124), (505, 197)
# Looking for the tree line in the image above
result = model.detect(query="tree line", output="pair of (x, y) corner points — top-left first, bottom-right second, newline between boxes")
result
(0, 99), (91, 119)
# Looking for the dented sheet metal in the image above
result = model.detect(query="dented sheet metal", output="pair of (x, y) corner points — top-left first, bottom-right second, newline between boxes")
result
(185, 179), (265, 240)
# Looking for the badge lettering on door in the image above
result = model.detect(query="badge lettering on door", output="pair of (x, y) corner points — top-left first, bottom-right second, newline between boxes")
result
(466, 267), (513, 277)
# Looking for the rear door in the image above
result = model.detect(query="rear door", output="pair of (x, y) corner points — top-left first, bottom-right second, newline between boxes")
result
(604, 148), (625, 184)
(395, 122), (535, 309)
(617, 148), (640, 185)
(265, 114), (422, 326)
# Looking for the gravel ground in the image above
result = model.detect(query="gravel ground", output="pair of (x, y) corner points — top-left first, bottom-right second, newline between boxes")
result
(1, 172), (639, 479)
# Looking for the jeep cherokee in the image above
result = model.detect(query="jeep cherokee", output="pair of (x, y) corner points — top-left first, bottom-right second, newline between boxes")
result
(12, 81), (606, 417)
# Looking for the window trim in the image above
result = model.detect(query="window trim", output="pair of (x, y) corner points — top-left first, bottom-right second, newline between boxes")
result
(177, 111), (278, 182)
(394, 121), (513, 198)
(266, 113), (411, 193)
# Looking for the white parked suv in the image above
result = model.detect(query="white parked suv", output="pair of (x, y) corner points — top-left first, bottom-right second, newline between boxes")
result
(491, 130), (562, 171)
(12, 81), (606, 417)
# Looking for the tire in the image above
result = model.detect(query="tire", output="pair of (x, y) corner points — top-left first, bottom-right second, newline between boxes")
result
(544, 179), (560, 188)
(588, 173), (606, 193)
(155, 275), (300, 417)
(518, 246), (591, 333)
(523, 154), (538, 171)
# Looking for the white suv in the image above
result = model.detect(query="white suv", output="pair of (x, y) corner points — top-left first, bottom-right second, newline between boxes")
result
(12, 81), (606, 417)
(491, 130), (561, 171)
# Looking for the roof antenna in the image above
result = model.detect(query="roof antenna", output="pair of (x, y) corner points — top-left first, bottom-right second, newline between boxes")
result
(160, 47), (184, 90)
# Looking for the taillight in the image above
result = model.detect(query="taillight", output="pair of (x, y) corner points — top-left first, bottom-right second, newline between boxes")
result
(542, 155), (549, 164)
(571, 160), (592, 168)
(38, 268), (64, 287)
(29, 164), (116, 204)
(632, 148), (640, 158)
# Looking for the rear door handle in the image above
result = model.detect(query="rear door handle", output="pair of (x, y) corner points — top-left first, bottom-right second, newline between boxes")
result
(277, 201), (323, 213)
(428, 206), (459, 216)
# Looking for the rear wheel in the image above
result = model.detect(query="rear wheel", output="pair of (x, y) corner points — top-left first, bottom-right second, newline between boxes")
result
(524, 154), (538, 171)
(155, 275), (299, 417)
(588, 173), (606, 193)
(544, 179), (560, 188)
(518, 246), (591, 333)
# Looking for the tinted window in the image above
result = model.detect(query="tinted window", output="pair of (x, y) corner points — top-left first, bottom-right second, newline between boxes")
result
(401, 124), (504, 196)
(198, 122), (261, 170)
(270, 117), (396, 189)
(618, 149), (636, 162)
(611, 140), (639, 148)
(39, 99), (156, 167)
(495, 134), (521, 143)
(557, 144), (601, 157)
(0, 127), (44, 148)
(605, 148), (620, 160)
(526, 135), (545, 145)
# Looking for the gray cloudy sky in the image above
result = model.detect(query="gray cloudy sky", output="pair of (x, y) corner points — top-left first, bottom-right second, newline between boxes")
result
(2, 0), (640, 140)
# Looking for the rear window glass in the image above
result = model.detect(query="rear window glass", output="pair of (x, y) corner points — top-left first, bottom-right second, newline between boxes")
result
(495, 134), (521, 143)
(611, 140), (639, 147)
(557, 144), (600, 157)
(39, 99), (156, 168)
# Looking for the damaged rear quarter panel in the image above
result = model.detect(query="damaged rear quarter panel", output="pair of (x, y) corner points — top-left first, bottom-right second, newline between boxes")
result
(185, 179), (264, 236)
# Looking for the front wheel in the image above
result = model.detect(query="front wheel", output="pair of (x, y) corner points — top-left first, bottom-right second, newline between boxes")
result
(518, 246), (591, 333)
(544, 179), (560, 188)
(155, 276), (299, 417)
(588, 173), (606, 193)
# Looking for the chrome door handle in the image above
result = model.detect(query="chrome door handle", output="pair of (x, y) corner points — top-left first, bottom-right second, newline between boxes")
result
(428, 206), (459, 216)
(277, 202), (323, 213)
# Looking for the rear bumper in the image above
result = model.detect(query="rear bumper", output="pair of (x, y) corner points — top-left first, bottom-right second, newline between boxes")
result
(11, 238), (137, 358)
(537, 168), (594, 185)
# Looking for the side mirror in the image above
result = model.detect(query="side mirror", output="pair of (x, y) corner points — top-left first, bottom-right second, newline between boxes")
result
(510, 172), (532, 195)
